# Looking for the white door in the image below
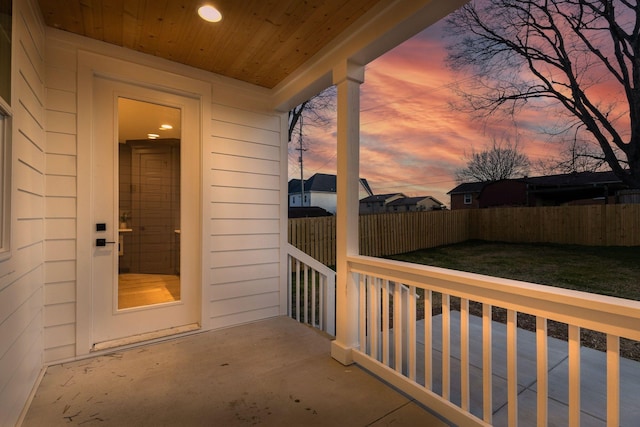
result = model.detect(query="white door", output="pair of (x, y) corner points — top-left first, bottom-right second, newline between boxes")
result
(91, 76), (201, 346)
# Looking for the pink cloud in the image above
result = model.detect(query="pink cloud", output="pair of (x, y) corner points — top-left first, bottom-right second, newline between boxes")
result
(292, 15), (628, 207)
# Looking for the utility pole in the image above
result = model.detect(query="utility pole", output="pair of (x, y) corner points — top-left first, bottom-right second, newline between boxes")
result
(296, 116), (307, 206)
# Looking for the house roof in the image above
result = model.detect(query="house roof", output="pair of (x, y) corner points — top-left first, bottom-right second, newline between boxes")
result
(307, 173), (337, 193)
(289, 173), (336, 194)
(360, 193), (405, 203)
(447, 181), (488, 195)
(448, 170), (624, 195)
(36, 1), (464, 97)
(386, 196), (443, 206)
(289, 173), (373, 194)
(524, 170), (621, 188)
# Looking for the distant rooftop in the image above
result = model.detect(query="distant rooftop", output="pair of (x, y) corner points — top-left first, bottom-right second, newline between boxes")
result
(288, 173), (372, 194)
(448, 170), (623, 194)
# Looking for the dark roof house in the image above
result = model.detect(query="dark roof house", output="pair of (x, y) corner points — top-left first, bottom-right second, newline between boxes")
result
(448, 170), (630, 209)
(289, 173), (337, 194)
(288, 173), (373, 214)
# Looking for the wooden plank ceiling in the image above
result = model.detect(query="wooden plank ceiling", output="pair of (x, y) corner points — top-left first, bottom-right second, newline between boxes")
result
(37, 0), (383, 89)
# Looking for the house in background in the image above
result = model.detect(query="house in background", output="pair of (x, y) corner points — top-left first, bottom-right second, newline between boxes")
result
(359, 193), (406, 214)
(525, 170), (628, 206)
(448, 170), (631, 209)
(447, 181), (486, 209)
(288, 173), (373, 214)
(2, 1), (469, 424)
(288, 173), (338, 213)
(386, 195), (446, 212)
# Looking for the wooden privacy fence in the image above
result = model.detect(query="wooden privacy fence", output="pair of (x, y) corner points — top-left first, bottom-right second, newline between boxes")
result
(289, 210), (470, 266)
(288, 204), (640, 266)
(470, 204), (640, 246)
(359, 209), (469, 257)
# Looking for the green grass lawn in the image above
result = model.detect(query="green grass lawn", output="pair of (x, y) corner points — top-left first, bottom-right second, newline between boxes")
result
(387, 240), (640, 359)
(387, 240), (640, 301)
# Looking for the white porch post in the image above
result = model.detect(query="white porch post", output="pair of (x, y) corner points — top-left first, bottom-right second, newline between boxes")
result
(331, 60), (364, 365)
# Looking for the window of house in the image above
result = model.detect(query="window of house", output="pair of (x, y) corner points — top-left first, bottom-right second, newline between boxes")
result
(464, 194), (472, 205)
(0, 0), (12, 256)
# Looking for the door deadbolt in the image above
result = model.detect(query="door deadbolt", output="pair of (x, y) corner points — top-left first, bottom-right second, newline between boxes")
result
(96, 238), (116, 247)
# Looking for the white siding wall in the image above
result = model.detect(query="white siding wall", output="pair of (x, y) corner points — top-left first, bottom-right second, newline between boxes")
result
(208, 104), (283, 329)
(0, 0), (46, 425)
(310, 192), (337, 214)
(40, 30), (285, 360)
(43, 35), (77, 363)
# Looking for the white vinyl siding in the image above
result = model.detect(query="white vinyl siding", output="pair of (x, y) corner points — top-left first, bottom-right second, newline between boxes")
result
(38, 29), (285, 360)
(43, 37), (77, 363)
(207, 103), (283, 329)
(0, 1), (45, 425)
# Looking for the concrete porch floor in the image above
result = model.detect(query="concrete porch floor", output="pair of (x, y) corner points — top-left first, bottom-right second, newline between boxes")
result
(22, 317), (447, 426)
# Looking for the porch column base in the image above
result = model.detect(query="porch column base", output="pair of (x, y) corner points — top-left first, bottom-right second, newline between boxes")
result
(331, 340), (355, 365)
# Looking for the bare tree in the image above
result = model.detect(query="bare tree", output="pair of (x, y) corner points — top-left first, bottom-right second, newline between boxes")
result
(446, 0), (640, 188)
(288, 86), (336, 143)
(288, 86), (336, 204)
(456, 138), (530, 182)
(535, 139), (608, 174)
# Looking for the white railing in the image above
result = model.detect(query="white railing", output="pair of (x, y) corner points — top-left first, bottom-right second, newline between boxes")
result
(286, 244), (336, 336)
(347, 254), (640, 427)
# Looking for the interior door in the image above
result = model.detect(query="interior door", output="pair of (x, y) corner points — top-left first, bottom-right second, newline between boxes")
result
(91, 76), (201, 346)
(131, 144), (178, 275)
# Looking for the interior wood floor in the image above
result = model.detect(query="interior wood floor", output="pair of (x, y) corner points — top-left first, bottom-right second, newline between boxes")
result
(118, 273), (180, 309)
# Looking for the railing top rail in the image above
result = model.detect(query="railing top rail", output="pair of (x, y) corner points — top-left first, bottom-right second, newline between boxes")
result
(286, 243), (335, 278)
(348, 254), (640, 341)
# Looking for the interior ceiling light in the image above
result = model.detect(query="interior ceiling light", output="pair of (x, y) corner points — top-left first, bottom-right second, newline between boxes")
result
(148, 133), (159, 139)
(160, 124), (173, 130)
(198, 5), (222, 23)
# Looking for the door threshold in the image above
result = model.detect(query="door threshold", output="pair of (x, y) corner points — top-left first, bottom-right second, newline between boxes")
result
(92, 323), (200, 352)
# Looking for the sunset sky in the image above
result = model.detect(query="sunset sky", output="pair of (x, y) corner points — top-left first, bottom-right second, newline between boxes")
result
(287, 12), (621, 207)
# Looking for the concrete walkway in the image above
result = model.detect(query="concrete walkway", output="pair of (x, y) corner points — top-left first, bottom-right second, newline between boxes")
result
(22, 317), (447, 427)
(21, 314), (640, 426)
(420, 312), (640, 426)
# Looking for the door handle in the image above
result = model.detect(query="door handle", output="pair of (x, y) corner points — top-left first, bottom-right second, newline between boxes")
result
(96, 238), (117, 247)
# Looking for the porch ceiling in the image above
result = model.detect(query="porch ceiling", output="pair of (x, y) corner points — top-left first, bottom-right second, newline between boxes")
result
(37, 0), (383, 89)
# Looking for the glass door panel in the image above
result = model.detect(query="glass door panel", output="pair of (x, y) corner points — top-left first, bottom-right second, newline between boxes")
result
(117, 98), (181, 309)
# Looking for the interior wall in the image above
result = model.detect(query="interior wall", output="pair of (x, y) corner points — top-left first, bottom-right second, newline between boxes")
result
(0, 0), (46, 425)
(125, 140), (180, 275)
(118, 143), (132, 272)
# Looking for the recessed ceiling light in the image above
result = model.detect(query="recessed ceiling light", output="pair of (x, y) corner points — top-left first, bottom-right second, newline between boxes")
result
(198, 5), (222, 23)
(160, 124), (173, 130)
(148, 133), (160, 139)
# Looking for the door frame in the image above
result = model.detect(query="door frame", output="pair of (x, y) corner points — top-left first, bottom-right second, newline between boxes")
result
(76, 51), (211, 356)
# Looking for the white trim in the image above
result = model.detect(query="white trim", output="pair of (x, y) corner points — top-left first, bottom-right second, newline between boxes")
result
(92, 323), (200, 351)
(76, 50), (211, 356)
(279, 111), (289, 315)
(0, 0), (13, 259)
(331, 60), (364, 365)
(0, 109), (11, 260)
